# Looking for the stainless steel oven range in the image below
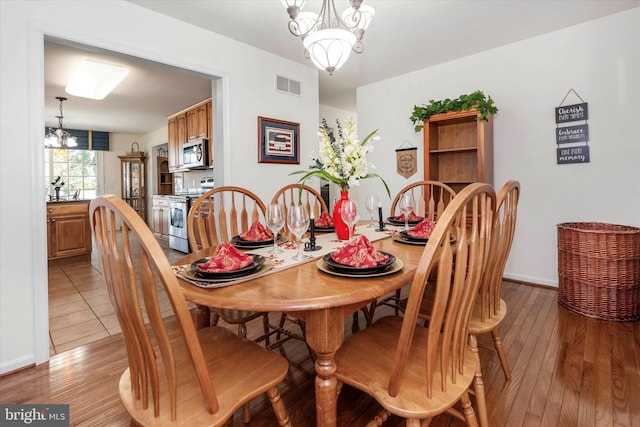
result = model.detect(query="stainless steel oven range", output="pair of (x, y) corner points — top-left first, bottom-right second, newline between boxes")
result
(168, 195), (192, 253)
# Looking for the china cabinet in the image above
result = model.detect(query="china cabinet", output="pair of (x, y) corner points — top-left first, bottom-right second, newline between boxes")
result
(423, 109), (493, 193)
(118, 153), (146, 221)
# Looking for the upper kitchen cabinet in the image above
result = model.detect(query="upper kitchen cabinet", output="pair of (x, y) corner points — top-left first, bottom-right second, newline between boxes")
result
(167, 98), (213, 171)
(423, 109), (493, 194)
(118, 153), (146, 221)
(168, 113), (186, 171)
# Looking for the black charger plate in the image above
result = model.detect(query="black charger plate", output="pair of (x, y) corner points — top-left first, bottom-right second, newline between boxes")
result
(190, 254), (265, 279)
(322, 251), (396, 275)
(386, 216), (424, 226)
(231, 234), (285, 248)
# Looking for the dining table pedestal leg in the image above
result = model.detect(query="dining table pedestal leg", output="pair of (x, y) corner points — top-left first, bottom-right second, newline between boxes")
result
(192, 305), (211, 329)
(305, 308), (345, 427)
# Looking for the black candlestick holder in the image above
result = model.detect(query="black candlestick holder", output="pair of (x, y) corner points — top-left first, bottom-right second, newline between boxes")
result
(304, 219), (322, 252)
(376, 206), (386, 232)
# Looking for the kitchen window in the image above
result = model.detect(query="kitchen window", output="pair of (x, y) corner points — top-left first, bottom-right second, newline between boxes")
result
(45, 148), (101, 200)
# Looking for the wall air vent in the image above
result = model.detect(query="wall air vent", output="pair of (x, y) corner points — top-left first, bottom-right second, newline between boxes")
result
(276, 75), (301, 96)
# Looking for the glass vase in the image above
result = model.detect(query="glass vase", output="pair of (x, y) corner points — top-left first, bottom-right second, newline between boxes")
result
(333, 190), (352, 240)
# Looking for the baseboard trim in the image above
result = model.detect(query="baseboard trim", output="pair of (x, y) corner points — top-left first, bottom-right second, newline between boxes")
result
(503, 273), (557, 288)
(0, 354), (35, 377)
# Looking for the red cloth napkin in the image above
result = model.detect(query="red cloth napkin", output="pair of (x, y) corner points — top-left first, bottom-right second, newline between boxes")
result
(315, 211), (334, 227)
(195, 242), (254, 273)
(394, 211), (422, 222)
(407, 218), (436, 239)
(330, 235), (389, 267)
(239, 221), (273, 241)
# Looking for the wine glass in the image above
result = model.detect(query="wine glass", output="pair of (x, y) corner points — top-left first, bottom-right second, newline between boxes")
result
(398, 192), (415, 230)
(340, 200), (359, 241)
(364, 193), (379, 228)
(265, 203), (285, 255)
(287, 205), (310, 261)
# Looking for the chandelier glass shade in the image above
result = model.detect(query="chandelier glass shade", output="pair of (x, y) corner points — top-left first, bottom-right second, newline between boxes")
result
(44, 97), (78, 149)
(303, 28), (356, 75)
(282, 0), (374, 75)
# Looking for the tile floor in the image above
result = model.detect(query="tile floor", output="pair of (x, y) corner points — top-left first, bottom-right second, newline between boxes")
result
(47, 236), (185, 355)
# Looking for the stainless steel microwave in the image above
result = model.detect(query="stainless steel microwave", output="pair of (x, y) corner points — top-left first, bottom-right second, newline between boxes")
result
(182, 138), (208, 169)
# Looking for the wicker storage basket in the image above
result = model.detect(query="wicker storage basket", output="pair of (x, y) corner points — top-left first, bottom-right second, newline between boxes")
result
(557, 222), (640, 321)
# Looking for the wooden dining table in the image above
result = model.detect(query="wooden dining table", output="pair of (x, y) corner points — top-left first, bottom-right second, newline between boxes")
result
(174, 230), (426, 427)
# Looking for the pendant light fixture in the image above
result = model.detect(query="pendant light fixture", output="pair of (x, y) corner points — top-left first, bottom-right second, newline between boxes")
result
(44, 97), (78, 149)
(281, 0), (375, 75)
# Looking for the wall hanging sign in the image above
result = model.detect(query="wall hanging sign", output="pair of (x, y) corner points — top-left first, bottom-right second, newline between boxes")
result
(555, 89), (590, 165)
(258, 116), (300, 164)
(396, 140), (417, 178)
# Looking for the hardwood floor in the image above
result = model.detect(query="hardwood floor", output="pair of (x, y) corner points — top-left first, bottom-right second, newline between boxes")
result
(3, 281), (639, 426)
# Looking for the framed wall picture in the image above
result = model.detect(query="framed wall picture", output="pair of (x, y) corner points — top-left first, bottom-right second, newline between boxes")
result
(258, 116), (300, 164)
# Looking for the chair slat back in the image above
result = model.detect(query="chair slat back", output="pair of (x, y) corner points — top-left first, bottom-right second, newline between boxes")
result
(188, 186), (267, 251)
(90, 195), (218, 421)
(390, 181), (457, 221)
(479, 180), (520, 321)
(388, 183), (495, 397)
(271, 184), (328, 241)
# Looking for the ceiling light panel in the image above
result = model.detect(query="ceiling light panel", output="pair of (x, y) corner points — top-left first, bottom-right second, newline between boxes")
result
(65, 58), (129, 100)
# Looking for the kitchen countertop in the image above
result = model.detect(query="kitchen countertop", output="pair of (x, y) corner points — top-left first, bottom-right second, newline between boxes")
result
(46, 199), (91, 204)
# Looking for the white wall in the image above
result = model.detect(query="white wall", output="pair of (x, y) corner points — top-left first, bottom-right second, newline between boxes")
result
(0, 0), (318, 373)
(356, 8), (640, 286)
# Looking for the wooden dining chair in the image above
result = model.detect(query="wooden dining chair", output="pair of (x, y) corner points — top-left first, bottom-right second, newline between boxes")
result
(390, 180), (457, 220)
(334, 182), (496, 427)
(270, 183), (328, 241)
(187, 187), (275, 346)
(89, 195), (291, 426)
(188, 186), (267, 250)
(369, 180), (457, 320)
(467, 180), (520, 381)
(269, 184), (328, 351)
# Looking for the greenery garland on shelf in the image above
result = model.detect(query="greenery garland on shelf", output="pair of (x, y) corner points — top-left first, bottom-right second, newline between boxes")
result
(410, 90), (498, 132)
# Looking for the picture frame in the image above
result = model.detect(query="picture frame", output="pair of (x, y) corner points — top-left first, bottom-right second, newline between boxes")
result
(258, 116), (300, 164)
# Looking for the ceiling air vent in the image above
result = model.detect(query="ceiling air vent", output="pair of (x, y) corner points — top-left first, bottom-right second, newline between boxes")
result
(276, 75), (301, 96)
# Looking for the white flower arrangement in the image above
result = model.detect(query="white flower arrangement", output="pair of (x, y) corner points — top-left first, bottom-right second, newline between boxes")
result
(291, 118), (389, 196)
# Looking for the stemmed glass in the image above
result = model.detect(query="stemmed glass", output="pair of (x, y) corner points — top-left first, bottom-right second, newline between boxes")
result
(364, 193), (379, 228)
(398, 192), (415, 230)
(340, 200), (359, 241)
(287, 205), (310, 261)
(265, 203), (285, 255)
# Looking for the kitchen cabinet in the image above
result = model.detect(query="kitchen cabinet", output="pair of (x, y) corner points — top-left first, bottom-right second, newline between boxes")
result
(152, 196), (170, 238)
(167, 98), (212, 170)
(47, 201), (92, 260)
(187, 99), (210, 140)
(119, 153), (146, 221)
(206, 100), (213, 166)
(423, 109), (493, 194)
(157, 156), (173, 195)
(168, 113), (187, 171)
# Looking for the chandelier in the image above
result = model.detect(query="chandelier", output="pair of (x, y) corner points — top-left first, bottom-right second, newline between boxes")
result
(44, 97), (78, 149)
(281, 0), (375, 75)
